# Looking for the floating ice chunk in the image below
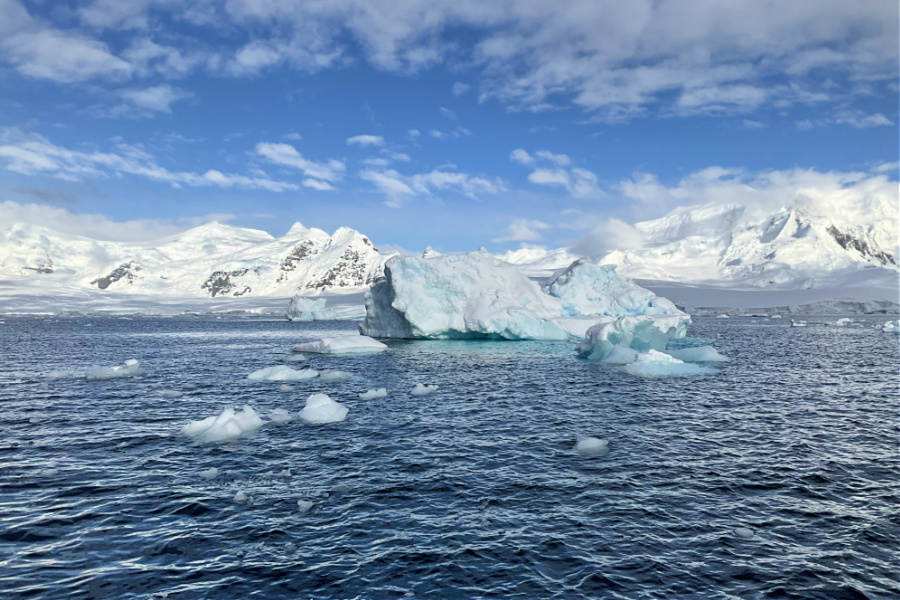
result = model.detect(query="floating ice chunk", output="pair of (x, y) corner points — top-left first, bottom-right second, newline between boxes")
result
(46, 370), (71, 380)
(734, 527), (755, 539)
(881, 320), (899, 334)
(770, 315), (782, 319)
(790, 320), (807, 327)
(575, 435), (609, 455)
(37, 468), (59, 477)
(283, 354), (307, 362)
(279, 384), (295, 392)
(233, 490), (249, 505)
(834, 318), (852, 327)
(181, 405), (264, 442)
(291, 336), (387, 354)
(299, 393), (348, 424)
(85, 359), (143, 381)
(161, 390), (183, 398)
(600, 346), (639, 364)
(716, 314), (730, 319)
(575, 315), (691, 361)
(624, 350), (716, 378)
(248, 365), (319, 381)
(200, 467), (219, 479)
(184, 383), (198, 390)
(411, 383), (438, 396)
(285, 296), (327, 322)
(297, 499), (314, 513)
(320, 370), (353, 382)
(666, 345), (729, 362)
(269, 408), (293, 424)
(359, 388), (388, 400)
(279, 468), (292, 478)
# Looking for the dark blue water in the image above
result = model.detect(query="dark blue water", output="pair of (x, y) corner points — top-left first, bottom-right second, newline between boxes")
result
(1, 316), (898, 599)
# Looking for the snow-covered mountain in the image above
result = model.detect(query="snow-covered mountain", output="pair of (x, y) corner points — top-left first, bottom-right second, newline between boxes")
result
(598, 195), (899, 289)
(0, 221), (391, 297)
(496, 246), (584, 277)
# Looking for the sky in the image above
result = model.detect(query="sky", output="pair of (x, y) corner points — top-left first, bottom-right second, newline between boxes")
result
(0, 0), (897, 254)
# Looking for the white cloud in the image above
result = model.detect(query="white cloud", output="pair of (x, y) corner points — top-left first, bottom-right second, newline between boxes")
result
(360, 167), (504, 207)
(0, 200), (237, 242)
(572, 218), (646, 257)
(429, 127), (471, 140)
(452, 82), (471, 96)
(255, 142), (345, 182)
(118, 84), (191, 113)
(407, 129), (421, 139)
(493, 218), (550, 243)
(347, 134), (385, 147)
(514, 149), (602, 199)
(534, 150), (570, 166)
(302, 178), (334, 190)
(2, 29), (132, 83)
(510, 149), (533, 165)
(439, 106), (456, 120)
(741, 119), (766, 129)
(528, 168), (570, 187)
(0, 128), (298, 192)
(834, 110), (893, 128)
(362, 157), (391, 167)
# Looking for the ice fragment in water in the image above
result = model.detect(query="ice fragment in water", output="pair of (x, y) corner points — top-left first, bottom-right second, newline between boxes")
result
(575, 435), (609, 455)
(359, 388), (388, 399)
(160, 390), (183, 398)
(181, 406), (264, 442)
(233, 491), (249, 505)
(299, 393), (348, 424)
(200, 467), (219, 479)
(734, 527), (755, 539)
(269, 408), (293, 424)
(291, 336), (387, 354)
(297, 500), (314, 513)
(666, 345), (729, 362)
(85, 360), (143, 381)
(283, 354), (306, 362)
(247, 365), (319, 381)
(279, 384), (294, 392)
(320, 371), (353, 382)
(623, 350), (716, 378)
(411, 383), (438, 396)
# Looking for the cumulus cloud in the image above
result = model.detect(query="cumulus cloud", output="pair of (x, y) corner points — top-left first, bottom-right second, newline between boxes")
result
(493, 218), (550, 243)
(0, 200), (237, 242)
(0, 128), (298, 192)
(572, 218), (646, 257)
(2, 29), (132, 83)
(513, 149), (602, 199)
(360, 167), (504, 207)
(118, 84), (192, 113)
(255, 142), (345, 184)
(347, 134), (385, 147)
(452, 82), (471, 96)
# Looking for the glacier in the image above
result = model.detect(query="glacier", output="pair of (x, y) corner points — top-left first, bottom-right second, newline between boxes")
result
(360, 250), (688, 342)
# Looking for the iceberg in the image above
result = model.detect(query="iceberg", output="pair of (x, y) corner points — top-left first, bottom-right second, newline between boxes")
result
(361, 251), (687, 341)
(411, 383), (439, 397)
(575, 315), (690, 361)
(359, 388), (388, 400)
(299, 393), (348, 424)
(666, 345), (729, 362)
(291, 336), (387, 354)
(575, 435), (609, 455)
(285, 296), (327, 321)
(623, 350), (716, 378)
(882, 320), (899, 333)
(247, 365), (319, 381)
(85, 359), (143, 381)
(181, 405), (264, 442)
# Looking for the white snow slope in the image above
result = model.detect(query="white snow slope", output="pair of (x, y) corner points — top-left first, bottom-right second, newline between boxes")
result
(599, 194), (899, 290)
(0, 221), (393, 298)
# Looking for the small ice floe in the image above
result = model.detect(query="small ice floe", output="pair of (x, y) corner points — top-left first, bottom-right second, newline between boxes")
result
(85, 359), (143, 381)
(291, 335), (387, 355)
(299, 393), (348, 424)
(297, 499), (314, 513)
(233, 490), (249, 505)
(790, 320), (807, 327)
(834, 318), (853, 327)
(283, 354), (307, 363)
(575, 435), (609, 456)
(623, 350), (716, 378)
(160, 390), (183, 399)
(666, 345), (729, 362)
(46, 370), (71, 380)
(37, 468), (60, 477)
(181, 406), (264, 442)
(770, 315), (783, 319)
(269, 408), (293, 424)
(411, 383), (438, 397)
(359, 388), (388, 400)
(882, 320), (899, 334)
(734, 527), (755, 539)
(279, 384), (295, 393)
(715, 314), (730, 319)
(199, 467), (219, 479)
(319, 371), (353, 383)
(247, 365), (319, 381)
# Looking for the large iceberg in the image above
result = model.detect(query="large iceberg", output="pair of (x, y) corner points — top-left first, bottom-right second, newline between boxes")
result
(360, 251), (688, 341)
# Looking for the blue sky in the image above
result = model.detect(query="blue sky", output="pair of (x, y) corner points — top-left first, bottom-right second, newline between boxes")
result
(0, 0), (897, 253)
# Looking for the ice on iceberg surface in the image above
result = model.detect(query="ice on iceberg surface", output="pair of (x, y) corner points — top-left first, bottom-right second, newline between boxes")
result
(291, 336), (387, 354)
(575, 315), (691, 361)
(575, 435), (609, 455)
(299, 393), (348, 424)
(181, 405), (264, 442)
(319, 370), (353, 382)
(269, 408), (293, 423)
(360, 251), (685, 341)
(359, 388), (388, 399)
(411, 383), (438, 396)
(666, 345), (729, 362)
(85, 359), (143, 381)
(623, 350), (716, 378)
(285, 296), (327, 322)
(248, 365), (319, 381)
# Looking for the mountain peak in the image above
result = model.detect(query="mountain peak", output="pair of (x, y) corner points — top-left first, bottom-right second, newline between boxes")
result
(286, 222), (310, 236)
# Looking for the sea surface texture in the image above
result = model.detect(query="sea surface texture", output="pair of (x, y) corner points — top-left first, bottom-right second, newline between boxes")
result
(1, 316), (898, 599)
